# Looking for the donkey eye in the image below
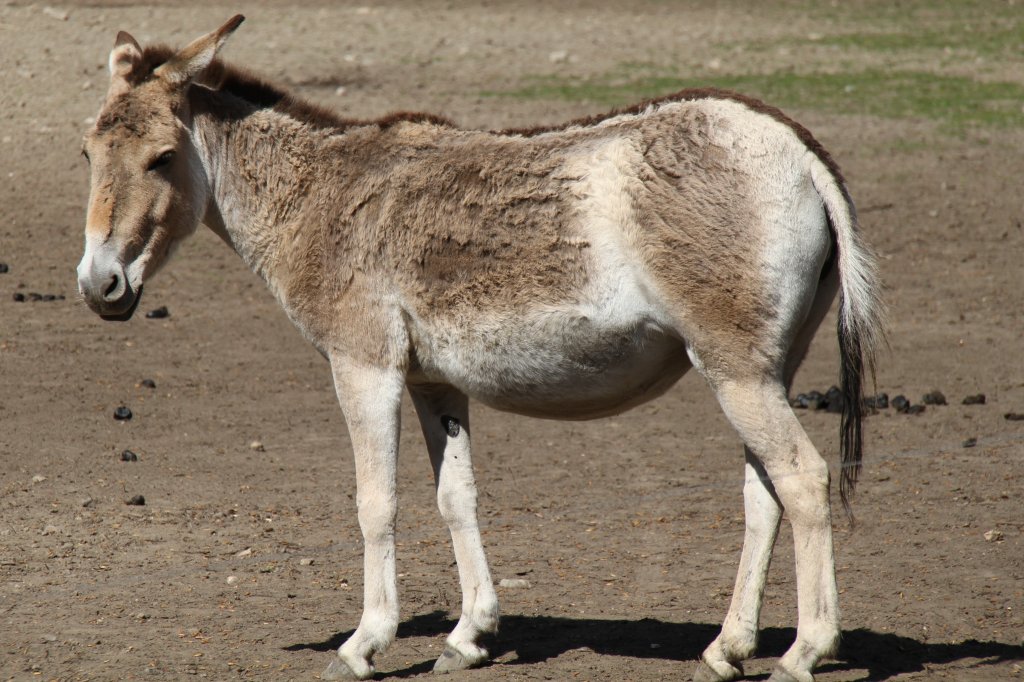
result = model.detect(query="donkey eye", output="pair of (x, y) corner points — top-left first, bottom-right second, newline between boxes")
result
(147, 150), (175, 171)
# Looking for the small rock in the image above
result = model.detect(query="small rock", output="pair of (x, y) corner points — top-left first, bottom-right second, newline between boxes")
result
(962, 394), (986, 405)
(499, 578), (531, 589)
(120, 449), (138, 462)
(824, 385), (844, 413)
(42, 6), (69, 21)
(113, 406), (133, 420)
(139, 379), (157, 389)
(906, 404), (926, 415)
(145, 306), (169, 319)
(42, 525), (60, 536)
(226, 575), (239, 585)
(983, 529), (1004, 542)
(891, 395), (910, 413)
(12, 292), (25, 302)
(41, 634), (57, 643)
(1005, 413), (1024, 421)
(962, 437), (977, 448)
(235, 548), (252, 558)
(0, 263), (8, 273)
(548, 49), (569, 64)
(299, 557), (314, 566)
(864, 392), (889, 410)
(31, 474), (46, 484)
(921, 390), (947, 406)
(249, 440), (265, 452)
(125, 495), (146, 506)
(80, 496), (94, 508)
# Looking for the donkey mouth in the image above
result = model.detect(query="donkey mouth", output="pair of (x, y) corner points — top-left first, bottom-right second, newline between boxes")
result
(99, 285), (144, 322)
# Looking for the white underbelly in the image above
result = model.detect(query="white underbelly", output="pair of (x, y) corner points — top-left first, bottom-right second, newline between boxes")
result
(409, 308), (690, 420)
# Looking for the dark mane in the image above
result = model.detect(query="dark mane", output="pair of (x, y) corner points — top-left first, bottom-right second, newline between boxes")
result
(138, 47), (841, 184)
(139, 45), (455, 133)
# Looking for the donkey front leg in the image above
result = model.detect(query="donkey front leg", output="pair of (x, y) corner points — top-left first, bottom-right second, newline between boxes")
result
(323, 359), (405, 681)
(409, 385), (499, 672)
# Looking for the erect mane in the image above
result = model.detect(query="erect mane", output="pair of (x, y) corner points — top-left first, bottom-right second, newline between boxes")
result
(138, 44), (456, 133)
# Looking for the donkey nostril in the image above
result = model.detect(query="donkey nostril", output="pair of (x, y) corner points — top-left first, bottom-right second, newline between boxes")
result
(103, 273), (121, 299)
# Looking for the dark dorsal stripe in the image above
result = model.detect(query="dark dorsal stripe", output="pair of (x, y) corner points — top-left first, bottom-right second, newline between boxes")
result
(138, 47), (843, 186)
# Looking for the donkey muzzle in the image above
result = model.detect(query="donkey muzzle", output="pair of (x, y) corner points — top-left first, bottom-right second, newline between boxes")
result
(77, 254), (143, 321)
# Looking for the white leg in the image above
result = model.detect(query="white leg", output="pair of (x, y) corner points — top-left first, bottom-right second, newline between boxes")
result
(409, 385), (498, 672)
(323, 359), (405, 681)
(696, 450), (782, 682)
(712, 380), (840, 682)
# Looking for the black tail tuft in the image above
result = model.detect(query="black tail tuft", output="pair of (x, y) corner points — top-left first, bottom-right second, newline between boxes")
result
(838, 299), (866, 523)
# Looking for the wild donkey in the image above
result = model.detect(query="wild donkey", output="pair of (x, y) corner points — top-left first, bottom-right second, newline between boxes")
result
(77, 16), (883, 682)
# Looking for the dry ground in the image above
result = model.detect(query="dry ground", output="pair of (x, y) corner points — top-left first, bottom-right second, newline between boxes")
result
(1, 1), (1022, 680)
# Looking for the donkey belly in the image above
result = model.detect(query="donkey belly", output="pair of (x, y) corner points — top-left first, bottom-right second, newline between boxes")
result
(410, 312), (691, 420)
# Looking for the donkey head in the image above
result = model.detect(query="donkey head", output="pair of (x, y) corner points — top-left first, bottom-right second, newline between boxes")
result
(77, 16), (243, 320)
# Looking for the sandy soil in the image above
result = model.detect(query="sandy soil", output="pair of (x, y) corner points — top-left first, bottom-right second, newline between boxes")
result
(1, 1), (1022, 680)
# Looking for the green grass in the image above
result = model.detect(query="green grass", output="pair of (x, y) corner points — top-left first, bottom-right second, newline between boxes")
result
(488, 68), (1024, 132)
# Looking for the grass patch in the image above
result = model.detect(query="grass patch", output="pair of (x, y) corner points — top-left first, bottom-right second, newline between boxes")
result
(488, 68), (1024, 131)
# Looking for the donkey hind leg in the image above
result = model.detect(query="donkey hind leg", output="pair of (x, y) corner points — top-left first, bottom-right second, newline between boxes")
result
(709, 380), (840, 682)
(323, 360), (405, 681)
(694, 450), (782, 682)
(409, 385), (499, 672)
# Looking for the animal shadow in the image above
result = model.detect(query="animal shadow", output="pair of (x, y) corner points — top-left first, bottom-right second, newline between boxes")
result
(286, 611), (1023, 680)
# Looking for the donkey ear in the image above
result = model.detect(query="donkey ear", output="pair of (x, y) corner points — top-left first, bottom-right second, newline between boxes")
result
(109, 30), (143, 80)
(155, 15), (244, 87)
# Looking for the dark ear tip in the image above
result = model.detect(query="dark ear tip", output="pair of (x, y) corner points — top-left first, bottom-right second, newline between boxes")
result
(227, 14), (245, 31)
(114, 30), (136, 48)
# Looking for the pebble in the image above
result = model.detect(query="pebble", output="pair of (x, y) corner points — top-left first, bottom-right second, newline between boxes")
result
(80, 497), (94, 508)
(298, 558), (314, 566)
(891, 395), (910, 413)
(249, 440), (265, 452)
(498, 578), (531, 589)
(145, 306), (169, 319)
(120, 450), (138, 462)
(864, 392), (889, 409)
(906, 404), (926, 415)
(962, 394), (986, 405)
(12, 292), (65, 302)
(962, 437), (977, 448)
(1005, 413), (1024, 421)
(113, 406), (133, 420)
(42, 525), (60, 536)
(548, 49), (569, 64)
(226, 575), (239, 585)
(125, 495), (146, 506)
(139, 379), (157, 389)
(31, 474), (46, 484)
(983, 529), (1003, 542)
(42, 6), (69, 21)
(824, 386), (844, 414)
(235, 548), (252, 558)
(921, 390), (947, 406)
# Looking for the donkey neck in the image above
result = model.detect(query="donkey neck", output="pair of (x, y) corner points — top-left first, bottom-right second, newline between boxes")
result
(190, 87), (357, 296)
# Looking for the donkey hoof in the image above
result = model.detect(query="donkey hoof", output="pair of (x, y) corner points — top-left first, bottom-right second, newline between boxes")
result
(767, 665), (812, 682)
(322, 656), (371, 681)
(693, 660), (743, 682)
(433, 644), (486, 674)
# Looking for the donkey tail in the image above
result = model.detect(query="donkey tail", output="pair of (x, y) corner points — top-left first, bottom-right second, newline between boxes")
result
(810, 160), (886, 519)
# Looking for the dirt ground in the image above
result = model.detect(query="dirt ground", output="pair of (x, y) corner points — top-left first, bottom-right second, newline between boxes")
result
(1, 1), (1022, 680)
